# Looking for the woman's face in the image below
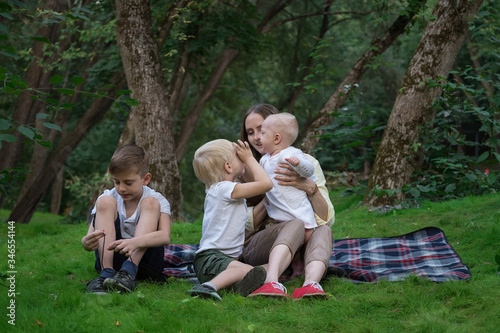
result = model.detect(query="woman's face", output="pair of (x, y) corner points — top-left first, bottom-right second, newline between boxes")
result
(244, 112), (265, 155)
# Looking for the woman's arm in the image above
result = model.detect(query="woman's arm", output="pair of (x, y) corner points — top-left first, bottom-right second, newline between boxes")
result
(304, 179), (329, 221)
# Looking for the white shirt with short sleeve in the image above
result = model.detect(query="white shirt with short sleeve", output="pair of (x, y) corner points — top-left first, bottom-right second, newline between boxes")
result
(196, 181), (248, 258)
(260, 146), (318, 229)
(91, 186), (171, 239)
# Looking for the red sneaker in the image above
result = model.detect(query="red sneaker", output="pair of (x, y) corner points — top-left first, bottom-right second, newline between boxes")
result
(292, 282), (328, 300)
(248, 282), (289, 299)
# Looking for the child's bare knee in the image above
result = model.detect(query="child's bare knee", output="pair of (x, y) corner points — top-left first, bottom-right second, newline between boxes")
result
(95, 195), (117, 212)
(140, 197), (160, 211)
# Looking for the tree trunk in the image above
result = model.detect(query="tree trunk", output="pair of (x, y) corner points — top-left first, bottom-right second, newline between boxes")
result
(115, 0), (183, 221)
(174, 48), (240, 162)
(50, 169), (64, 214)
(156, 0), (189, 48)
(117, 111), (136, 147)
(15, 67), (86, 203)
(300, 1), (426, 154)
(173, 1), (291, 162)
(363, 0), (484, 207)
(168, 41), (193, 115)
(0, 0), (68, 207)
(8, 73), (126, 223)
(279, 0), (334, 117)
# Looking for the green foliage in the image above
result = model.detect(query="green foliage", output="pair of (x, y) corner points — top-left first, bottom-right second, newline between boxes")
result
(0, 113), (61, 149)
(63, 173), (111, 223)
(369, 184), (401, 200)
(0, 68), (134, 200)
(0, 167), (25, 196)
(0, 2), (136, 207)
(315, 85), (386, 172)
(321, 2), (499, 208)
(407, 32), (500, 202)
(311, 0), (426, 175)
(0, 94), (61, 195)
(182, 1), (259, 53)
(289, 37), (339, 95)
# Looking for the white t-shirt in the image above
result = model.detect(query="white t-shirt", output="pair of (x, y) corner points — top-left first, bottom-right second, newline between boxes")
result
(91, 186), (171, 239)
(260, 146), (318, 229)
(196, 181), (248, 258)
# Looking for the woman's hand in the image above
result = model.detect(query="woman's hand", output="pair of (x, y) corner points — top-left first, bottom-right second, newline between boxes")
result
(108, 238), (140, 257)
(81, 229), (105, 252)
(275, 162), (316, 195)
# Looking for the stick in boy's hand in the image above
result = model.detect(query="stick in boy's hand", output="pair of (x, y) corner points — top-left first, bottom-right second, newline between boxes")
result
(81, 229), (105, 252)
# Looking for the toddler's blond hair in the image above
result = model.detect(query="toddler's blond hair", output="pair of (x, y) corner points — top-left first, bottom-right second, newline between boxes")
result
(193, 139), (234, 189)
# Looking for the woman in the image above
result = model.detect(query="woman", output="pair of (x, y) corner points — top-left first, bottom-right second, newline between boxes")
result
(239, 103), (335, 300)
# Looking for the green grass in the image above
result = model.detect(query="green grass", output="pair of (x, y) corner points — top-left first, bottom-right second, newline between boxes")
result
(1, 193), (499, 333)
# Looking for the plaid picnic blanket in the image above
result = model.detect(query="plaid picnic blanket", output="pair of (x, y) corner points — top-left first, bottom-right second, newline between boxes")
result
(327, 227), (470, 282)
(162, 227), (470, 283)
(162, 244), (198, 278)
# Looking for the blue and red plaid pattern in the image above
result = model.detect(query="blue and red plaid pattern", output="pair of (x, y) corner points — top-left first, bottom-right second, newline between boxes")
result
(162, 227), (470, 283)
(162, 244), (198, 278)
(329, 227), (470, 282)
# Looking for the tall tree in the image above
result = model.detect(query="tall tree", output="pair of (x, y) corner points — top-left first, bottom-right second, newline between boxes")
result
(172, 1), (289, 162)
(8, 73), (126, 223)
(277, 0), (336, 115)
(171, 1), (369, 161)
(16, 62), (92, 211)
(363, 0), (484, 207)
(5, 1), (127, 223)
(115, 0), (183, 221)
(0, 0), (69, 207)
(300, 0), (426, 154)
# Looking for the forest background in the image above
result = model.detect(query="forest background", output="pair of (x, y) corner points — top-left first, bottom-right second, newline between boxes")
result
(0, 0), (499, 224)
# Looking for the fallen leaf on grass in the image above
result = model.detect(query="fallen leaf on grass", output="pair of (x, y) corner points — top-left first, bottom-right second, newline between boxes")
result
(36, 320), (45, 326)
